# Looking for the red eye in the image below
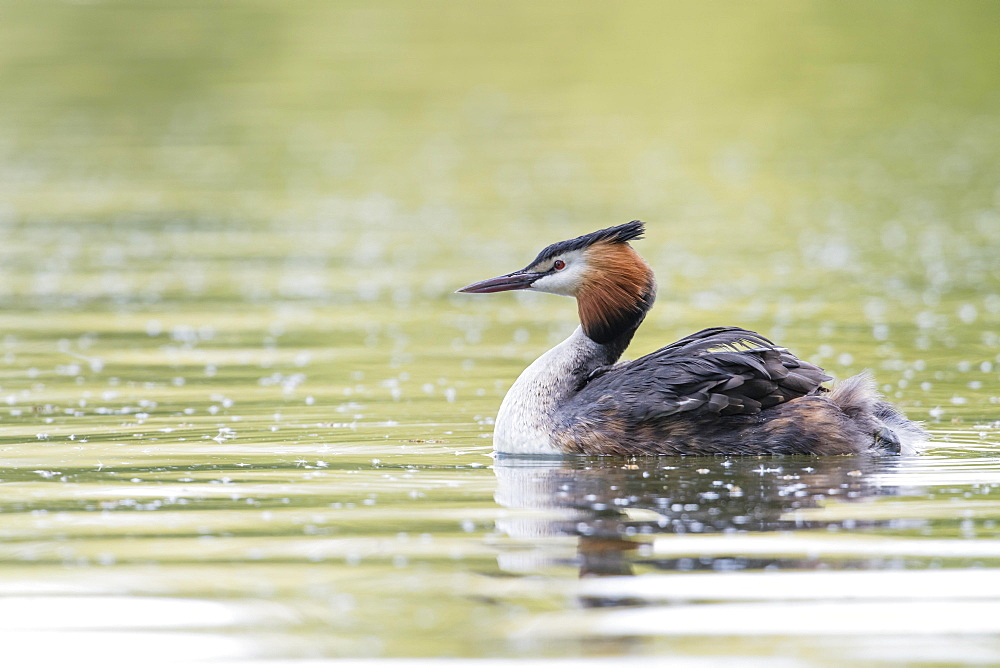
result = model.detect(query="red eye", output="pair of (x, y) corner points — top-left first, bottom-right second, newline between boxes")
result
(553, 260), (566, 271)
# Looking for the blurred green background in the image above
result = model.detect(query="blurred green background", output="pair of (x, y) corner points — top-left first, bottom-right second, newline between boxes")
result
(4, 1), (1000, 223)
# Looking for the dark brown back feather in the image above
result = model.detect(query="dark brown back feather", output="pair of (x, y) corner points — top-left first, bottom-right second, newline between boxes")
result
(561, 327), (831, 424)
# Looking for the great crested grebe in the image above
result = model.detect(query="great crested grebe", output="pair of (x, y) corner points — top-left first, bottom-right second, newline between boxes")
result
(458, 221), (926, 456)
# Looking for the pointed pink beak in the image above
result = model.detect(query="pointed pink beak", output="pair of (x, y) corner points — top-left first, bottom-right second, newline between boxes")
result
(456, 271), (542, 294)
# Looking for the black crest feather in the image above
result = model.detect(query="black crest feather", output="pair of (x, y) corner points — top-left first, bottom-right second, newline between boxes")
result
(527, 220), (645, 267)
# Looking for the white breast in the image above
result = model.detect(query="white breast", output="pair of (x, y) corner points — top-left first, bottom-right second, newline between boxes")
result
(493, 327), (602, 455)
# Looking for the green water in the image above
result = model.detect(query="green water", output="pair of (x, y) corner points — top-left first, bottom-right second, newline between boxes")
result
(1, 1), (999, 662)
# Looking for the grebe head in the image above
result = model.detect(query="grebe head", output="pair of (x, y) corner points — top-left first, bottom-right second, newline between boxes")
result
(457, 221), (656, 344)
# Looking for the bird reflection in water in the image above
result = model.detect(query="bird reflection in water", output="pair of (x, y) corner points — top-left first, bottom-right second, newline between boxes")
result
(493, 455), (905, 585)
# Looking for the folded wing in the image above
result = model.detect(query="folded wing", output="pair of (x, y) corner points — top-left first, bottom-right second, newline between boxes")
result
(571, 327), (831, 421)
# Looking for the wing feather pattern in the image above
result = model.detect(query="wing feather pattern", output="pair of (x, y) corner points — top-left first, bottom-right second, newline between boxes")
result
(568, 327), (831, 423)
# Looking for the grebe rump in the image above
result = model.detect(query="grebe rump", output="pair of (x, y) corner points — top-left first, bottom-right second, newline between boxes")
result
(458, 221), (926, 456)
